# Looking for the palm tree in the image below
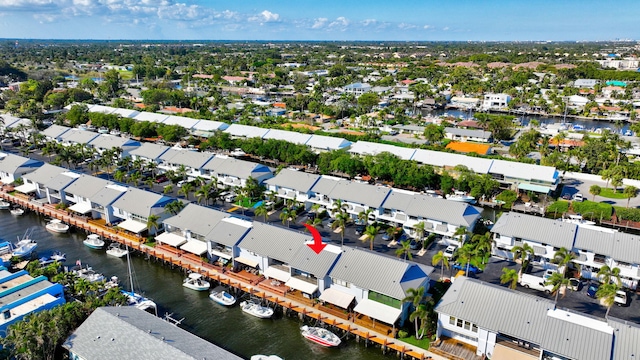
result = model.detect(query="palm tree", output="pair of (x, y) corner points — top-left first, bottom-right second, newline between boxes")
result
(304, 216), (323, 230)
(456, 245), (474, 277)
(453, 226), (468, 245)
(500, 268), (519, 289)
(332, 212), (351, 246)
(598, 265), (622, 286)
(178, 182), (193, 200)
(431, 251), (450, 280)
(624, 185), (638, 208)
(254, 204), (268, 221)
(146, 214), (160, 235)
(472, 232), (493, 264)
(511, 243), (535, 270)
(596, 282), (619, 318)
(590, 184), (602, 201)
(163, 184), (173, 194)
(114, 170), (126, 183)
(164, 200), (185, 216)
(545, 271), (571, 303)
(129, 171), (141, 187)
(195, 183), (212, 205)
(414, 221), (426, 244)
(402, 286), (425, 339)
(552, 247), (576, 276)
(331, 199), (347, 217)
(362, 224), (379, 251)
(409, 304), (429, 340)
(395, 239), (413, 261)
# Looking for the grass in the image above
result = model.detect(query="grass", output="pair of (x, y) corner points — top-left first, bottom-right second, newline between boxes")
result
(400, 335), (432, 349)
(598, 188), (628, 199)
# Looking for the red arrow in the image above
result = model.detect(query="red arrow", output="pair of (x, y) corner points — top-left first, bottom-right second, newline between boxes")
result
(303, 223), (327, 254)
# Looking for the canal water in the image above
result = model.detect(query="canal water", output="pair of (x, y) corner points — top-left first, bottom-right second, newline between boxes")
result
(0, 210), (391, 360)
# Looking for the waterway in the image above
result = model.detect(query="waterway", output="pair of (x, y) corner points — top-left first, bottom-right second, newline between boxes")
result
(0, 209), (392, 360)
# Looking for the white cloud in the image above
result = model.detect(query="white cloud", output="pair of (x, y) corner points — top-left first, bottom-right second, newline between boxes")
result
(423, 24), (432, 29)
(312, 17), (327, 29)
(248, 9), (280, 24)
(443, 26), (450, 31)
(328, 16), (349, 30)
(398, 22), (417, 30)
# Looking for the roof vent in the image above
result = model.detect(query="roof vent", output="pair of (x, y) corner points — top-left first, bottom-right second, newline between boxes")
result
(161, 336), (165, 341)
(111, 338), (115, 341)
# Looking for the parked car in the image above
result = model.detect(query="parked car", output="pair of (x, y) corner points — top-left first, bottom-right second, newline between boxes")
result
(573, 193), (584, 202)
(615, 290), (629, 306)
(177, 179), (191, 188)
(567, 278), (581, 291)
(443, 245), (457, 259)
(155, 175), (169, 184)
(452, 263), (481, 274)
(355, 224), (366, 235)
(409, 239), (420, 250)
(224, 193), (237, 203)
(586, 283), (599, 298)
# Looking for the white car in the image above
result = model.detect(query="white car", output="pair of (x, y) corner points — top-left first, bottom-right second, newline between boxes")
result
(444, 245), (457, 259)
(615, 290), (629, 306)
(573, 193), (584, 202)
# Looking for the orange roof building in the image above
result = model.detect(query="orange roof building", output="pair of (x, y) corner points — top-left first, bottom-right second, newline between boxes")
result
(445, 142), (492, 155)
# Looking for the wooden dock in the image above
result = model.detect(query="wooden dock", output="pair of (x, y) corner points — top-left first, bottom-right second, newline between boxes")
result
(0, 189), (448, 360)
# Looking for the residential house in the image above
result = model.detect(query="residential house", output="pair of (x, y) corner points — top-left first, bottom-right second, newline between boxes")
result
(327, 247), (432, 329)
(263, 129), (312, 146)
(62, 175), (127, 224)
(348, 141), (417, 161)
(40, 124), (71, 142)
(481, 93), (511, 110)
(224, 124), (270, 139)
(487, 160), (559, 194)
(87, 134), (140, 158)
(63, 306), (242, 360)
(129, 142), (171, 165)
(314, 178), (392, 220)
(190, 119), (229, 138)
(111, 188), (175, 234)
(0, 267), (65, 337)
(444, 127), (492, 143)
(435, 277), (616, 360)
(16, 163), (66, 199)
(202, 155), (273, 188)
(58, 129), (100, 147)
(379, 189), (481, 242)
(264, 168), (320, 204)
(132, 111), (169, 124)
(157, 149), (214, 179)
(42, 171), (82, 205)
(391, 124), (426, 136)
(343, 82), (372, 97)
(205, 217), (253, 264)
(0, 152), (43, 184)
(574, 79), (598, 88)
(305, 134), (352, 153)
(449, 97), (480, 109)
(161, 115), (201, 132)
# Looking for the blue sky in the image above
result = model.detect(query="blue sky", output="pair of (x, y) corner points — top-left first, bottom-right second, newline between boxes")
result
(0, 0), (637, 41)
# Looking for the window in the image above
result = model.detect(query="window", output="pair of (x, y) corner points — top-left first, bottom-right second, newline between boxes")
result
(457, 319), (463, 327)
(472, 324), (478, 333)
(332, 278), (349, 287)
(464, 321), (471, 331)
(448, 316), (479, 333)
(449, 317), (455, 325)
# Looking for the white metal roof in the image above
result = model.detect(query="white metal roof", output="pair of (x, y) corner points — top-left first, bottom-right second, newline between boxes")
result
(348, 141), (416, 160)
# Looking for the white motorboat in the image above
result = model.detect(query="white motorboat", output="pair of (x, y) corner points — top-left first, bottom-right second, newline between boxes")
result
(45, 219), (70, 233)
(210, 289), (236, 306)
(10, 208), (24, 216)
(50, 251), (66, 262)
(39, 251), (66, 266)
(300, 325), (341, 347)
(183, 273), (210, 291)
(105, 243), (129, 258)
(0, 201), (10, 210)
(83, 234), (105, 249)
(445, 190), (476, 204)
(240, 300), (273, 318)
(251, 356), (284, 360)
(0, 242), (13, 267)
(72, 264), (105, 283)
(12, 228), (38, 259)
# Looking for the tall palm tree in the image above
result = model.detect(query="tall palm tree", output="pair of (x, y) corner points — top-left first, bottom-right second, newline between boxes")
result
(552, 247), (576, 276)
(409, 304), (429, 340)
(332, 212), (351, 246)
(254, 204), (268, 221)
(596, 283), (619, 318)
(362, 224), (379, 251)
(456, 245), (474, 277)
(431, 250), (450, 280)
(402, 286), (425, 339)
(472, 232), (493, 264)
(163, 184), (173, 194)
(511, 243), (535, 270)
(414, 221), (426, 244)
(500, 268), (519, 289)
(453, 226), (469, 245)
(598, 265), (622, 286)
(545, 271), (571, 303)
(624, 185), (638, 208)
(331, 198), (347, 217)
(114, 170), (126, 183)
(304, 216), (323, 230)
(164, 200), (185, 216)
(178, 182), (193, 200)
(395, 239), (413, 261)
(146, 214), (160, 235)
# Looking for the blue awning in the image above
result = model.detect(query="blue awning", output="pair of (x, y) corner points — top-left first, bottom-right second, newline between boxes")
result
(517, 183), (551, 194)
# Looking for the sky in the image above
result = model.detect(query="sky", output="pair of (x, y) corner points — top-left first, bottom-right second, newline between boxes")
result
(0, 0), (637, 41)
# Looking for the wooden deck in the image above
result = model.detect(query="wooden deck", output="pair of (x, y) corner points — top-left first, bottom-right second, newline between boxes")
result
(430, 336), (484, 360)
(0, 190), (448, 360)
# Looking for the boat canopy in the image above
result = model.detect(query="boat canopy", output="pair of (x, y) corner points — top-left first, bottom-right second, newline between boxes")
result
(285, 277), (318, 295)
(69, 202), (93, 214)
(118, 219), (147, 233)
(235, 257), (259, 268)
(14, 183), (37, 194)
(180, 239), (207, 256)
(319, 287), (355, 309)
(263, 266), (291, 282)
(354, 298), (402, 325)
(155, 232), (187, 247)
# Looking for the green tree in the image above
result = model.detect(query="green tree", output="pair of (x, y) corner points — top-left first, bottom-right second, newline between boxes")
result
(146, 214), (160, 235)
(178, 182), (193, 200)
(357, 92), (380, 113)
(511, 243), (534, 270)
(361, 224), (380, 251)
(552, 247), (575, 276)
(254, 204), (268, 221)
(597, 265), (622, 286)
(395, 239), (414, 261)
(623, 185), (638, 208)
(402, 286), (426, 339)
(431, 250), (450, 280)
(589, 184), (602, 201)
(596, 282), (619, 318)
(500, 268), (519, 289)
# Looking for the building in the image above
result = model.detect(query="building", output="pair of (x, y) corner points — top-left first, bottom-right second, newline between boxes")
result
(157, 149), (214, 179)
(129, 143), (171, 164)
(41, 124), (71, 142)
(435, 277), (639, 360)
(0, 152), (42, 184)
(264, 168), (321, 204)
(88, 134), (140, 158)
(58, 129), (100, 147)
(111, 188), (175, 234)
(202, 155), (273, 188)
(16, 163), (66, 199)
(64, 306), (242, 360)
(0, 267), (66, 337)
(444, 127), (492, 143)
(343, 82), (372, 97)
(61, 175), (127, 223)
(574, 79), (598, 88)
(481, 93), (511, 110)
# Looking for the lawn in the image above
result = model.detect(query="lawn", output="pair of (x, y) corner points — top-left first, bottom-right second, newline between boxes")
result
(400, 335), (431, 349)
(598, 188), (628, 199)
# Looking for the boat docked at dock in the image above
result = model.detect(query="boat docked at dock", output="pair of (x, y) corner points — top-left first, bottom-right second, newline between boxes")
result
(445, 190), (476, 204)
(105, 243), (129, 258)
(10, 208), (24, 216)
(39, 251), (66, 266)
(83, 234), (105, 250)
(72, 262), (106, 283)
(12, 228), (37, 259)
(45, 219), (70, 233)
(209, 288), (236, 306)
(0, 201), (10, 210)
(0, 241), (13, 267)
(300, 325), (341, 347)
(240, 300), (273, 318)
(183, 273), (210, 291)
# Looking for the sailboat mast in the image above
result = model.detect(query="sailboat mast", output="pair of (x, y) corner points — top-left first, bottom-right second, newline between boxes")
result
(126, 247), (134, 292)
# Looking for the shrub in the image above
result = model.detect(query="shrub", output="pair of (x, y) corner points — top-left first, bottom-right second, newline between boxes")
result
(495, 190), (518, 208)
(397, 330), (409, 339)
(572, 201), (612, 221)
(546, 201), (569, 216)
(614, 207), (640, 222)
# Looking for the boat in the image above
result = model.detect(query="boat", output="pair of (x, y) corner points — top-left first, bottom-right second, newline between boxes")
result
(183, 273), (210, 291)
(105, 242), (129, 258)
(50, 251), (66, 262)
(251, 356), (284, 360)
(10, 208), (24, 216)
(0, 201), (10, 210)
(72, 263), (105, 283)
(300, 325), (341, 347)
(45, 219), (70, 233)
(0, 241), (14, 267)
(121, 249), (158, 315)
(98, 127), (109, 134)
(210, 289), (236, 306)
(240, 300), (273, 318)
(83, 234), (105, 249)
(445, 190), (476, 204)
(12, 229), (37, 258)
(109, 129), (121, 136)
(562, 214), (596, 226)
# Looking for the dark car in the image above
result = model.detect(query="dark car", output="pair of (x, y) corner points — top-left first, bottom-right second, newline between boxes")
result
(586, 283), (599, 298)
(155, 175), (169, 184)
(355, 224), (366, 235)
(452, 263), (481, 274)
(409, 239), (420, 250)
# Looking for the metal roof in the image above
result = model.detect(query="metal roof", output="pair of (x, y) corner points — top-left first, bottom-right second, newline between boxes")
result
(110, 108), (140, 118)
(381, 190), (414, 211)
(163, 204), (229, 238)
(91, 185), (127, 207)
(203, 156), (272, 180)
(41, 124), (71, 139)
(133, 111), (169, 123)
(288, 244), (341, 278)
(263, 129), (312, 145)
(238, 223), (307, 264)
(89, 134), (139, 150)
(329, 247), (430, 300)
(191, 120), (228, 132)
(310, 176), (341, 196)
(59, 129), (100, 145)
(205, 218), (251, 247)
(161, 149), (214, 170)
(436, 278), (614, 360)
(87, 104), (116, 114)
(264, 168), (320, 193)
(611, 232), (640, 265)
(63, 306), (243, 360)
(22, 163), (66, 184)
(411, 149), (494, 174)
(491, 213), (577, 249)
(224, 124), (270, 138)
(403, 194), (482, 227)
(0, 153), (41, 175)
(305, 135), (351, 151)
(162, 115), (200, 129)
(445, 127), (492, 139)
(43, 173), (78, 191)
(348, 141), (416, 161)
(327, 181), (392, 208)
(488, 160), (558, 184)
(129, 143), (170, 160)
(608, 318), (640, 360)
(64, 175), (112, 199)
(574, 226), (615, 257)
(112, 188), (172, 217)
